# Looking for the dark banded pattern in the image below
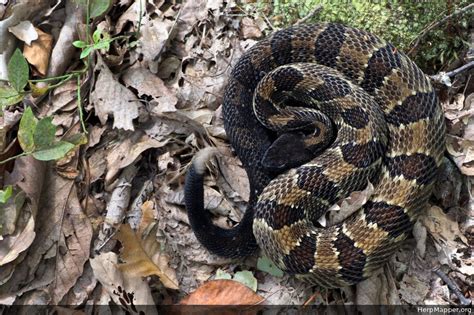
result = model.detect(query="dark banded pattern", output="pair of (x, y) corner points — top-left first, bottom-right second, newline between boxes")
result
(186, 23), (445, 288)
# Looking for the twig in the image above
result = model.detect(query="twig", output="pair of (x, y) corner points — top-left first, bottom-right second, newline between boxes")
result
(295, 5), (323, 25)
(430, 60), (474, 86)
(433, 269), (471, 305)
(408, 3), (474, 56)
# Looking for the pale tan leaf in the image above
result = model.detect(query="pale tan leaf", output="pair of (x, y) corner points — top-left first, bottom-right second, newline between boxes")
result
(8, 20), (37, 45)
(90, 56), (140, 131)
(241, 17), (262, 39)
(115, 224), (179, 290)
(122, 65), (178, 114)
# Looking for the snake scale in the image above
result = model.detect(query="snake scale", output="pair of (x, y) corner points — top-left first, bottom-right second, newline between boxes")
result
(185, 23), (445, 288)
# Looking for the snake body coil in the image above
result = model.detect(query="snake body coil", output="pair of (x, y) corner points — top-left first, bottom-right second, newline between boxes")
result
(185, 23), (445, 287)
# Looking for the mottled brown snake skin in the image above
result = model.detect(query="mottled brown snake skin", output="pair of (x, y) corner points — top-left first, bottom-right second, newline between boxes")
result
(185, 23), (445, 288)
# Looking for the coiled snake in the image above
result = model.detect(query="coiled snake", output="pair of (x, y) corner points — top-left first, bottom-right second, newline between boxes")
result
(185, 23), (445, 288)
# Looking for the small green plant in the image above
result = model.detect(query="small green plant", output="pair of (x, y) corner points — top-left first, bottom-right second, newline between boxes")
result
(0, 186), (13, 204)
(0, 0), (130, 165)
(0, 107), (78, 164)
(0, 49), (29, 109)
(73, 29), (128, 59)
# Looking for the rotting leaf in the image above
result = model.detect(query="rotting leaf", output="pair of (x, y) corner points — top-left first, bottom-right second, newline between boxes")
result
(33, 117), (56, 149)
(18, 107), (38, 153)
(180, 280), (264, 305)
(0, 86), (24, 108)
(32, 141), (75, 161)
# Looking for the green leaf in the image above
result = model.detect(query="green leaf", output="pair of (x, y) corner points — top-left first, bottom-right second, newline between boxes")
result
(7, 49), (29, 92)
(233, 271), (257, 292)
(93, 40), (110, 51)
(0, 186), (13, 203)
(0, 86), (24, 108)
(89, 0), (111, 18)
(257, 256), (284, 277)
(73, 40), (87, 48)
(34, 117), (56, 149)
(80, 46), (93, 59)
(18, 107), (38, 153)
(32, 141), (75, 161)
(92, 29), (102, 43)
(214, 269), (232, 280)
(64, 133), (88, 146)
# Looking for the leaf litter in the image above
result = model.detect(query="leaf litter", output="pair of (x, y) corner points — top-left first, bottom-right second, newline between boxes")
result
(0, 0), (472, 309)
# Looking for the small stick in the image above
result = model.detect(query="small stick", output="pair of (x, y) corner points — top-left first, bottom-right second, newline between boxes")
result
(295, 5), (323, 25)
(433, 269), (471, 305)
(430, 60), (474, 86)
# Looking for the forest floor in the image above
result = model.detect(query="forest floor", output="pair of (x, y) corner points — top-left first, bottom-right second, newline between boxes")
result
(0, 0), (472, 311)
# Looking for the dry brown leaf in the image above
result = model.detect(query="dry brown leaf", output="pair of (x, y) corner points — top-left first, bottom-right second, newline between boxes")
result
(0, 156), (44, 269)
(52, 186), (93, 304)
(422, 206), (468, 248)
(61, 262), (97, 305)
(23, 28), (52, 75)
(115, 0), (146, 34)
(327, 182), (374, 225)
(47, 0), (84, 77)
(0, 156), (85, 303)
(105, 130), (168, 185)
(179, 280), (264, 305)
(138, 18), (173, 72)
(122, 65), (178, 114)
(218, 151), (250, 202)
(399, 273), (430, 304)
(355, 266), (400, 305)
(0, 216), (35, 266)
(176, 0), (210, 41)
(88, 147), (107, 183)
(90, 56), (140, 130)
(43, 78), (77, 116)
(116, 224), (179, 290)
(241, 17), (262, 39)
(90, 252), (124, 303)
(137, 200), (156, 235)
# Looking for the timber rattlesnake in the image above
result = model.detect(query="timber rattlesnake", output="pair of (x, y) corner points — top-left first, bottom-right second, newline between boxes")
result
(185, 23), (445, 288)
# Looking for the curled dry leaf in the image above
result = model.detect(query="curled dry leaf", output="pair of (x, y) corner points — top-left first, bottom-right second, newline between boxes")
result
(23, 28), (52, 75)
(179, 279), (263, 305)
(327, 181), (374, 225)
(8, 20), (37, 45)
